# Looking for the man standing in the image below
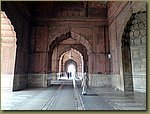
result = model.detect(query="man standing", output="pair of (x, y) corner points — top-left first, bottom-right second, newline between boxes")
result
(81, 72), (89, 95)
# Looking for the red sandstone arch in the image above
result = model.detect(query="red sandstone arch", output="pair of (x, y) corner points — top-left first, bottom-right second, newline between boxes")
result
(49, 31), (92, 55)
(1, 11), (17, 92)
(58, 48), (84, 78)
(48, 31), (90, 73)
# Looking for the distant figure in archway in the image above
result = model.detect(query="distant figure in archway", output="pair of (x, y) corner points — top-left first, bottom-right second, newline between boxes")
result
(70, 72), (72, 78)
(81, 72), (89, 95)
(67, 72), (70, 79)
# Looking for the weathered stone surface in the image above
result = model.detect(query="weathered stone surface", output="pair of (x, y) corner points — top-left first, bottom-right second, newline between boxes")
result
(13, 74), (28, 91)
(28, 74), (47, 87)
(89, 74), (111, 87)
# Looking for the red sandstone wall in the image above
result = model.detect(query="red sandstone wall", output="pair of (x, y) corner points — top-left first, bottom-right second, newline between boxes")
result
(28, 1), (110, 74)
(1, 1), (146, 89)
(30, 26), (50, 73)
(30, 22), (110, 74)
(108, 1), (128, 75)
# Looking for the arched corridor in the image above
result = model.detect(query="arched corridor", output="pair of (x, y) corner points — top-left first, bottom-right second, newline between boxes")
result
(1, 1), (147, 110)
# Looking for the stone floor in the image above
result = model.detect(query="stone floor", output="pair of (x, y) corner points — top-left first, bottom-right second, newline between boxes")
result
(1, 79), (146, 110)
(90, 87), (146, 110)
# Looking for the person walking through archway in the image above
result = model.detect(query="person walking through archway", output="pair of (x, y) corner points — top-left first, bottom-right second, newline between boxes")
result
(81, 72), (89, 95)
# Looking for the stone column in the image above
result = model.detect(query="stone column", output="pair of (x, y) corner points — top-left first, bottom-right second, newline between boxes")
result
(88, 53), (94, 86)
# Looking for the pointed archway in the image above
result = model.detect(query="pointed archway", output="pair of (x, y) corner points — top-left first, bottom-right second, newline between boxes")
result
(64, 59), (77, 79)
(58, 48), (84, 80)
(122, 11), (146, 92)
(49, 31), (92, 55)
(1, 11), (17, 92)
(48, 31), (91, 73)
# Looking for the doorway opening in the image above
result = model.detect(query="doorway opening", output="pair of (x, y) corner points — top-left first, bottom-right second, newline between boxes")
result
(67, 64), (76, 79)
(58, 48), (84, 80)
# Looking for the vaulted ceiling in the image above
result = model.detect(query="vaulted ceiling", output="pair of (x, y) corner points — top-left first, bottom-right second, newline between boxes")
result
(30, 1), (108, 19)
(1, 1), (109, 21)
